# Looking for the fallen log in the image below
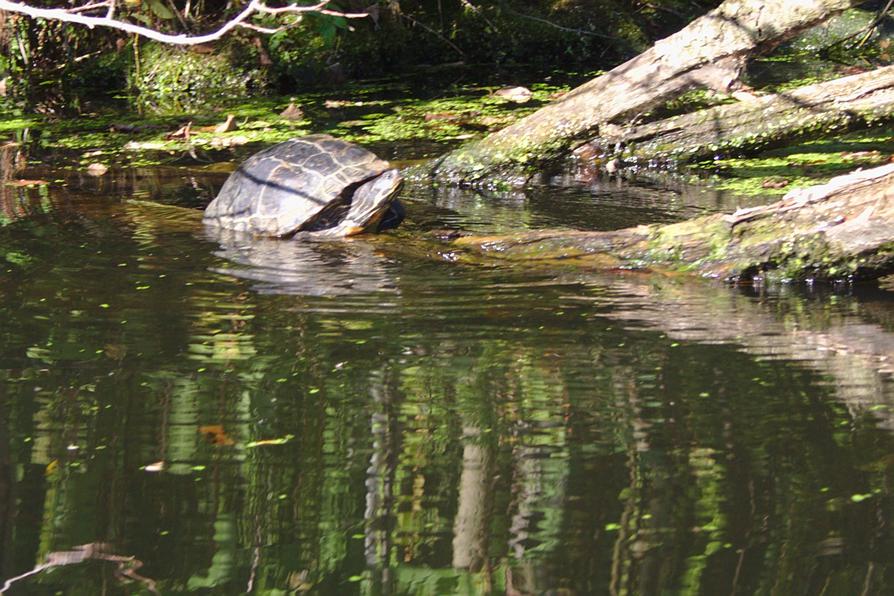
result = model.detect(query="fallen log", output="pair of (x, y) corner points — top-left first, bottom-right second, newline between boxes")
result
(449, 163), (894, 283)
(426, 0), (854, 185)
(585, 65), (894, 164)
(46, 161), (894, 284)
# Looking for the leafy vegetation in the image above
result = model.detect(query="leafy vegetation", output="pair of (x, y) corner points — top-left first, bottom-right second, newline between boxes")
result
(2, 74), (571, 169)
(0, 1), (721, 114)
(132, 41), (269, 115)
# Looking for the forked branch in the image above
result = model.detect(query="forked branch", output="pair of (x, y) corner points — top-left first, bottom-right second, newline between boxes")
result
(0, 0), (369, 45)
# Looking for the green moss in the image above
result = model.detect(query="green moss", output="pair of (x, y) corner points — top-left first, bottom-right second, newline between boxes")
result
(0, 117), (38, 133)
(649, 89), (734, 121)
(643, 216), (732, 271)
(693, 129), (894, 197)
(1, 76), (569, 169)
(133, 42), (269, 115)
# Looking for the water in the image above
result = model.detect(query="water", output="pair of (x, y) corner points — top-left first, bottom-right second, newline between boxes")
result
(1, 165), (893, 595)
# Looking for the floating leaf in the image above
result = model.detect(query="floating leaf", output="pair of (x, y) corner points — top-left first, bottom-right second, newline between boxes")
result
(4, 251), (32, 265)
(143, 461), (166, 472)
(199, 424), (235, 446)
(246, 434), (295, 448)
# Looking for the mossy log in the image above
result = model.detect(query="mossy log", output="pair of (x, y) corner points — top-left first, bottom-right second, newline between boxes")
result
(587, 65), (894, 163)
(449, 163), (894, 283)
(426, 0), (854, 185)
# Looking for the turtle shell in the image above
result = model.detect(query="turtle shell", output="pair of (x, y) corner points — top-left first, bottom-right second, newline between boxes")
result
(203, 135), (391, 236)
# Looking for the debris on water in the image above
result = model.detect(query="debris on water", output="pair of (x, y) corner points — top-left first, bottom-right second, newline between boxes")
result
(493, 86), (533, 103)
(761, 177), (790, 189)
(87, 163), (109, 176)
(5, 178), (49, 186)
(199, 424), (236, 446)
(280, 102), (304, 121)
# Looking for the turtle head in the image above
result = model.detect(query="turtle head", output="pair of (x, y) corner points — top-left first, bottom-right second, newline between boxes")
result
(339, 168), (404, 236)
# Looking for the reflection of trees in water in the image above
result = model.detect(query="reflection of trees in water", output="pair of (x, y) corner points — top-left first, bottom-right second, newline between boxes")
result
(6, 286), (894, 593)
(0, 142), (43, 224)
(0, 141), (20, 183)
(593, 277), (894, 429)
(62, 166), (223, 208)
(1, 194), (893, 593)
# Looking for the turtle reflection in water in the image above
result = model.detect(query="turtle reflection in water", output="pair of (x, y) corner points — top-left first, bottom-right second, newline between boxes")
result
(203, 135), (405, 238)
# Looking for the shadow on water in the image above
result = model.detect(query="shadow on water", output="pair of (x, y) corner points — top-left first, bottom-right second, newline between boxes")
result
(0, 165), (893, 594)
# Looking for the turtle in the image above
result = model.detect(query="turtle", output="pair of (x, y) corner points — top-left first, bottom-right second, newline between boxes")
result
(203, 135), (404, 238)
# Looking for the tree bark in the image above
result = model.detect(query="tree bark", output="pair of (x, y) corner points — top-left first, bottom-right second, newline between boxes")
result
(448, 163), (894, 283)
(425, 0), (855, 186)
(584, 65), (894, 164)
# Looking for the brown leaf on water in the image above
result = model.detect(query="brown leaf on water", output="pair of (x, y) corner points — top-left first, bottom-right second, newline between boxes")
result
(214, 114), (238, 133)
(761, 177), (790, 189)
(103, 343), (127, 360)
(199, 424), (235, 446)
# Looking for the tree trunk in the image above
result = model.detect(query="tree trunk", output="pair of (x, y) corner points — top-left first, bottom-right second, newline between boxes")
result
(425, 0), (854, 186)
(584, 65), (894, 164)
(448, 163), (894, 283)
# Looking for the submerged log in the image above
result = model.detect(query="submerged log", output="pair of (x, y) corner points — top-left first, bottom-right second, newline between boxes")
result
(449, 163), (894, 283)
(427, 0), (854, 185)
(587, 65), (894, 164)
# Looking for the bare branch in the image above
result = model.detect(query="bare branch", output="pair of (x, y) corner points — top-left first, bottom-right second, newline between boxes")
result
(238, 22), (285, 35)
(255, 3), (367, 18)
(0, 1), (368, 46)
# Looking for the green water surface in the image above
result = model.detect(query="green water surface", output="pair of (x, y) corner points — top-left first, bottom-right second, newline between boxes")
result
(0, 164), (892, 595)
